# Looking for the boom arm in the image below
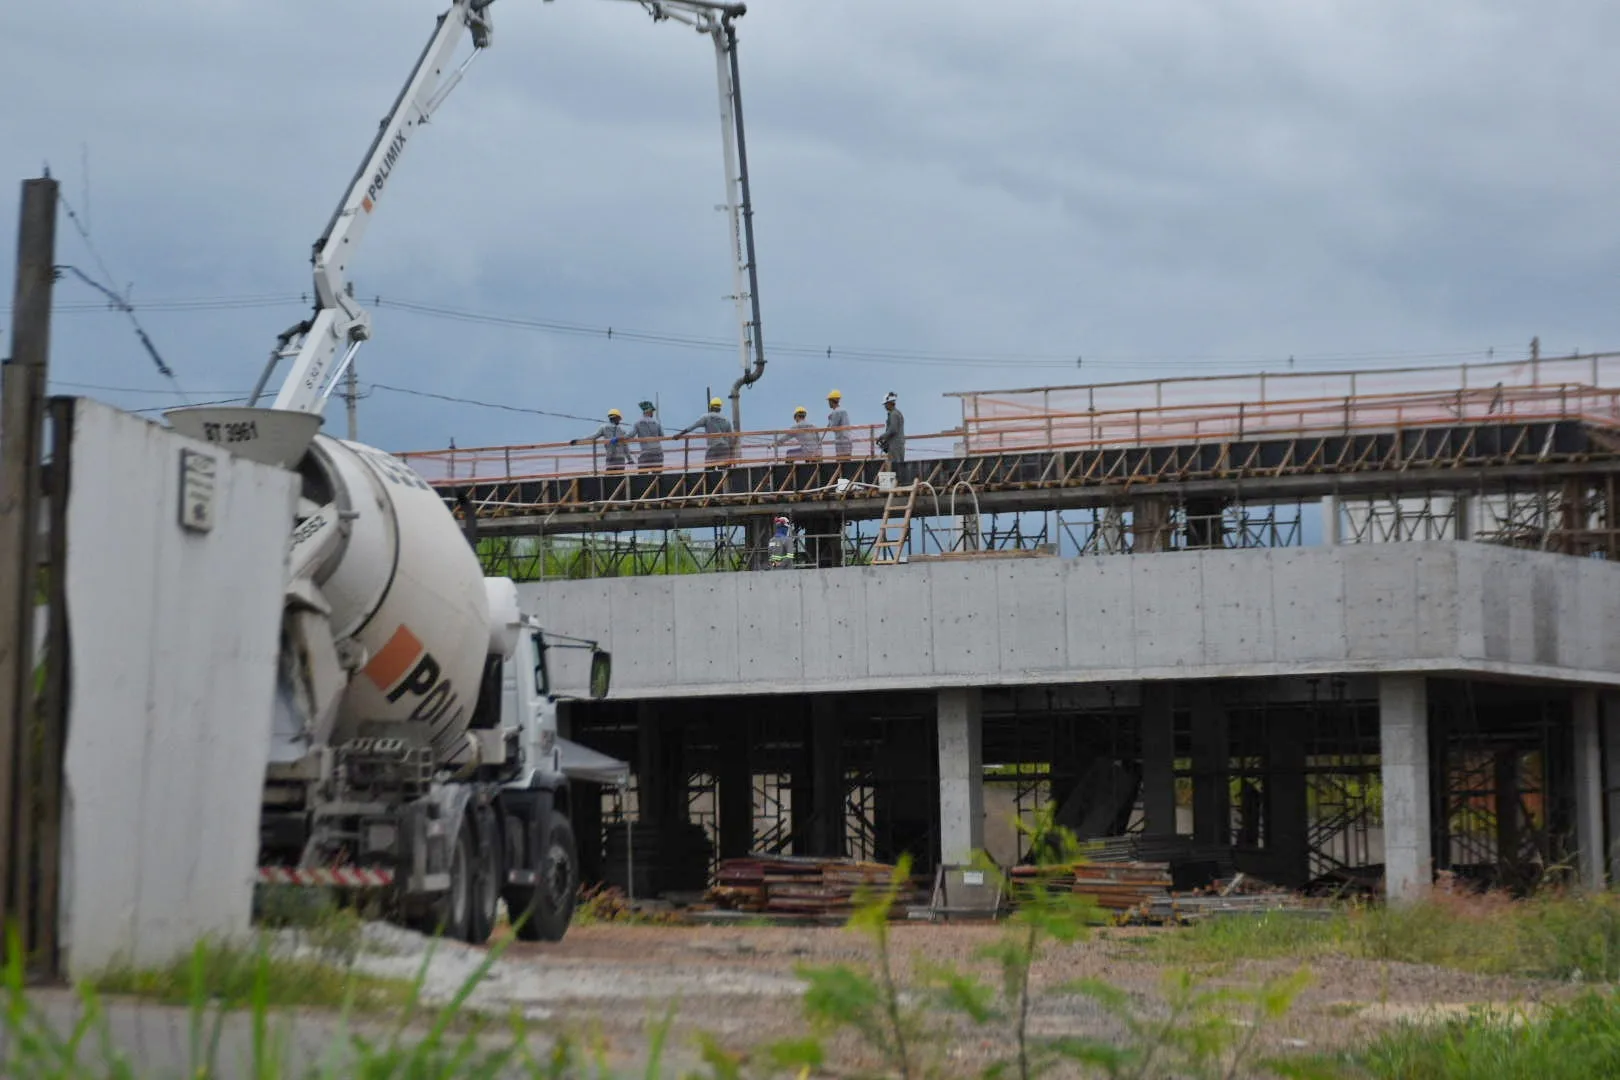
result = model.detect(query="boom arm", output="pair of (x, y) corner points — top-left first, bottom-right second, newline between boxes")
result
(251, 0), (496, 415)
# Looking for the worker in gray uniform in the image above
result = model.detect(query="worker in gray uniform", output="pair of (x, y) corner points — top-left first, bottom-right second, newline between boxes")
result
(775, 405), (822, 461)
(877, 391), (905, 468)
(632, 400), (665, 471)
(675, 396), (736, 468)
(570, 408), (631, 472)
(825, 389), (852, 459)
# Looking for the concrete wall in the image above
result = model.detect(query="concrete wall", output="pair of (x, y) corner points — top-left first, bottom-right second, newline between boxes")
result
(60, 400), (296, 978)
(523, 544), (1620, 699)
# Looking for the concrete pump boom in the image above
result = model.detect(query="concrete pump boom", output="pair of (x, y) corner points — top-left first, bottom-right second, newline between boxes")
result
(248, 0), (496, 415)
(615, 0), (765, 431)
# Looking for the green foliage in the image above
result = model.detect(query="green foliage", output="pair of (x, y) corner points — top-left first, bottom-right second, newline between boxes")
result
(1354, 991), (1620, 1079)
(1155, 911), (1351, 965)
(788, 853), (928, 1078)
(1057, 968), (1316, 1080)
(1159, 888), (1620, 983)
(93, 937), (411, 1012)
(252, 885), (371, 966)
(772, 811), (1320, 1080)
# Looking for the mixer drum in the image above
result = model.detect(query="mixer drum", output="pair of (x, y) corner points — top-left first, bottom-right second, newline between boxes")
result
(297, 435), (491, 764)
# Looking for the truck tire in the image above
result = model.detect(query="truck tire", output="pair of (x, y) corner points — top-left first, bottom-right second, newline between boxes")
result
(512, 813), (577, 942)
(412, 821), (474, 942)
(464, 805), (502, 947)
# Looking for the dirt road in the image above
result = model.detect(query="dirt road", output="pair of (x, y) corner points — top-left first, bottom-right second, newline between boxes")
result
(501, 922), (1566, 1073)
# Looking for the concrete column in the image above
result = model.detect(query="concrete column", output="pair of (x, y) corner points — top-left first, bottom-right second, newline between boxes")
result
(1380, 675), (1432, 902)
(1452, 493), (1473, 541)
(1190, 687), (1229, 846)
(1494, 750), (1520, 881)
(1605, 695), (1620, 884)
(1267, 717), (1309, 887)
(811, 698), (845, 857)
(937, 688), (984, 865)
(1573, 689), (1605, 890)
(1140, 683), (1177, 836)
(574, 781), (605, 886)
(717, 723), (753, 859)
(1322, 494), (1341, 546)
(1132, 498), (1172, 553)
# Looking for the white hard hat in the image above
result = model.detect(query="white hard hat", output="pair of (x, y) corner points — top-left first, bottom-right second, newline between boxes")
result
(883, 392), (897, 404)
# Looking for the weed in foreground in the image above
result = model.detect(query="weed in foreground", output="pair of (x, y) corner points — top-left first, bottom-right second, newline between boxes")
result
(1158, 885), (1620, 984)
(92, 937), (413, 1012)
(776, 811), (1320, 1080)
(1352, 990), (1620, 1079)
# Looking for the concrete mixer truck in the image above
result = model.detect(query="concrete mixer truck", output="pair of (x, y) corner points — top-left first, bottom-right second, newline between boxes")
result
(165, 0), (617, 944)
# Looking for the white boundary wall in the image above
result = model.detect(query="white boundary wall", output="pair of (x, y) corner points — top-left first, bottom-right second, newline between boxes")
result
(60, 400), (296, 978)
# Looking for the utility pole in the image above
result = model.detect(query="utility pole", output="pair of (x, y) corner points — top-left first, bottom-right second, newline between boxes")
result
(343, 362), (359, 440)
(0, 176), (59, 940)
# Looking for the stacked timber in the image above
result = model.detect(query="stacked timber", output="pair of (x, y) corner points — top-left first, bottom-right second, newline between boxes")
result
(1012, 861), (1174, 914)
(1078, 835), (1235, 890)
(708, 853), (918, 918)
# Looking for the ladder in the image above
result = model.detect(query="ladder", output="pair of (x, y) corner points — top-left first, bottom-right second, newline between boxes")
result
(871, 484), (918, 565)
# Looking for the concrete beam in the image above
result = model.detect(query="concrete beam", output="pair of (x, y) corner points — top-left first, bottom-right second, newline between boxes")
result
(1574, 689), (1605, 890)
(937, 688), (984, 865)
(1380, 675), (1432, 902)
(524, 544), (1620, 701)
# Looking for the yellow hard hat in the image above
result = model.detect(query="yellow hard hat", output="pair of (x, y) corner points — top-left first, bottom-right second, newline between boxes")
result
(828, 389), (842, 401)
(793, 405), (807, 417)
(607, 408), (622, 420)
(709, 397), (723, 409)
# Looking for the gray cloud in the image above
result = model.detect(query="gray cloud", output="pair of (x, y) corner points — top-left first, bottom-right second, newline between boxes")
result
(3, 0), (1618, 454)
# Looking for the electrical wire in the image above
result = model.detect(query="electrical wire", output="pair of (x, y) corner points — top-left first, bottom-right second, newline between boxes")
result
(49, 380), (252, 397)
(20, 283), (1522, 372)
(368, 383), (602, 423)
(52, 187), (188, 399)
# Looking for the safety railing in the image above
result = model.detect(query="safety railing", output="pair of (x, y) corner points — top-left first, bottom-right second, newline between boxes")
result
(959, 383), (1620, 455)
(398, 423), (888, 484)
(396, 369), (1620, 487)
(949, 350), (1620, 422)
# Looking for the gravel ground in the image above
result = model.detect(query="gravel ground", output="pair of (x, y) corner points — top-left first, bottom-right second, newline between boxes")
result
(476, 922), (1574, 1074)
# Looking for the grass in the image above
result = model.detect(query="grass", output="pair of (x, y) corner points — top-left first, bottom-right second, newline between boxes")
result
(1155, 887), (1620, 981)
(1351, 990), (1620, 1079)
(93, 939), (414, 1012)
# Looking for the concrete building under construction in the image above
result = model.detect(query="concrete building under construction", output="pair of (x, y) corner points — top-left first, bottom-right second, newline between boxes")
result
(401, 352), (1620, 901)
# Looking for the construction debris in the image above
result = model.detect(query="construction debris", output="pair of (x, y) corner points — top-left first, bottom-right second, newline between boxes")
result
(1012, 861), (1174, 917)
(1010, 855), (1315, 926)
(707, 853), (922, 919)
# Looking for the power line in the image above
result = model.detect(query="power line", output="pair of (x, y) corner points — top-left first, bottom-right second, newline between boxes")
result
(52, 186), (188, 398)
(22, 284), (1518, 372)
(49, 380), (251, 397)
(368, 383), (601, 423)
(129, 396), (248, 415)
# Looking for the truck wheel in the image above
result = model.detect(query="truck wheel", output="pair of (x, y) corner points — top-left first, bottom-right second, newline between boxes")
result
(464, 807), (502, 946)
(413, 821), (473, 941)
(513, 814), (577, 942)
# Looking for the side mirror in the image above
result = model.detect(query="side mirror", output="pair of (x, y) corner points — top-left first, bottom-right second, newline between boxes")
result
(589, 649), (612, 699)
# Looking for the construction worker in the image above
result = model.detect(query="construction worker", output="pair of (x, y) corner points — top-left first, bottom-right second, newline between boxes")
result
(825, 389), (852, 459)
(768, 515), (795, 569)
(775, 406), (822, 461)
(675, 397), (736, 468)
(569, 408), (631, 472)
(876, 391), (906, 467)
(632, 401), (665, 470)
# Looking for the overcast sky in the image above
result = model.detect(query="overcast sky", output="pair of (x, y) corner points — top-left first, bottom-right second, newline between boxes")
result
(3, 0), (1618, 456)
